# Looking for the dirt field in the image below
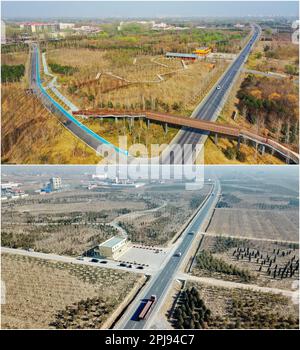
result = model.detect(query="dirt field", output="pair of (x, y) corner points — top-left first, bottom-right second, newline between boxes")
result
(2, 52), (29, 66)
(1, 190), (150, 255)
(207, 208), (298, 241)
(116, 184), (210, 246)
(1, 184), (209, 253)
(1, 253), (142, 329)
(205, 176), (298, 241)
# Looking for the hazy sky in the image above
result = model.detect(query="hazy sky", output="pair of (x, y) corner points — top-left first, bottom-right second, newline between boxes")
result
(1, 1), (299, 19)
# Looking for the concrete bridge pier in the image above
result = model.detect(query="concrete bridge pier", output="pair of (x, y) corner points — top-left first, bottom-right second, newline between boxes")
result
(214, 133), (218, 145)
(147, 119), (151, 129)
(237, 135), (241, 151)
(259, 144), (265, 156)
(164, 122), (168, 135)
(130, 117), (135, 128)
(115, 117), (118, 124)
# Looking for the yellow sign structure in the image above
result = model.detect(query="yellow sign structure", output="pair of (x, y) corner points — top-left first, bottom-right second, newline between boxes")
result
(193, 47), (212, 56)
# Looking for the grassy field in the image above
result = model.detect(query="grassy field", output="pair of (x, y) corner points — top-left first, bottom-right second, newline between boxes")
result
(1, 83), (101, 164)
(81, 118), (179, 156)
(47, 48), (227, 114)
(1, 253), (142, 329)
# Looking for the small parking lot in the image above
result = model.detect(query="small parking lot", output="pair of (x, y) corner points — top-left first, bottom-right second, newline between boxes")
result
(117, 245), (169, 270)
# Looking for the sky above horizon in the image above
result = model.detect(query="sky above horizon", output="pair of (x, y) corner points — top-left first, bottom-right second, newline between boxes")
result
(1, 1), (299, 19)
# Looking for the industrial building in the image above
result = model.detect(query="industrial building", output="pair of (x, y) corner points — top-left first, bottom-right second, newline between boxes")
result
(95, 236), (127, 259)
(40, 177), (62, 193)
(165, 47), (211, 61)
(50, 177), (62, 191)
(165, 52), (198, 61)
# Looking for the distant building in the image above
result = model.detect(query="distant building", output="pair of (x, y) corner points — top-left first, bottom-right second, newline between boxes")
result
(234, 23), (245, 28)
(74, 26), (102, 34)
(19, 22), (59, 33)
(153, 22), (168, 29)
(49, 177), (62, 191)
(1, 182), (20, 190)
(96, 236), (127, 259)
(59, 23), (75, 30)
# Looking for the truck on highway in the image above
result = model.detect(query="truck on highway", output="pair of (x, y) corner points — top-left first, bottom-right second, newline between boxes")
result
(138, 295), (157, 320)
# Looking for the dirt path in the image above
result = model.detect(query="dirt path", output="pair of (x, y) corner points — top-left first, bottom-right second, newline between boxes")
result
(107, 200), (167, 238)
(204, 232), (299, 245)
(176, 272), (295, 298)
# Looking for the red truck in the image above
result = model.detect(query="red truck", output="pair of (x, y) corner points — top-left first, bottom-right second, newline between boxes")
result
(138, 295), (157, 320)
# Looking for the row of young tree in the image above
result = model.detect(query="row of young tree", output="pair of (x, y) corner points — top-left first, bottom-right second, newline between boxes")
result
(196, 250), (252, 282)
(173, 287), (212, 329)
(79, 97), (184, 114)
(48, 63), (78, 76)
(233, 246), (299, 280)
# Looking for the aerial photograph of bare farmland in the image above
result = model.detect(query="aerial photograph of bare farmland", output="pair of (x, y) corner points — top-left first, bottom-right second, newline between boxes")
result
(1, 165), (299, 330)
(1, 1), (299, 165)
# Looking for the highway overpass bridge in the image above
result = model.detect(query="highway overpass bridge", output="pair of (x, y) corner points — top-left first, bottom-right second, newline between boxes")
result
(73, 109), (240, 137)
(73, 109), (299, 164)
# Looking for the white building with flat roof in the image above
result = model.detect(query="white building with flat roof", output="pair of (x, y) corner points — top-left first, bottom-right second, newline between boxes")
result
(96, 236), (127, 259)
(59, 23), (75, 30)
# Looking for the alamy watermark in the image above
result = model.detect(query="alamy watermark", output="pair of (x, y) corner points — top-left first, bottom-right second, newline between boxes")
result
(95, 136), (205, 185)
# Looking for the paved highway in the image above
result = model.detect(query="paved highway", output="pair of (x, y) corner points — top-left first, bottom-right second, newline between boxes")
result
(160, 24), (261, 164)
(119, 180), (220, 329)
